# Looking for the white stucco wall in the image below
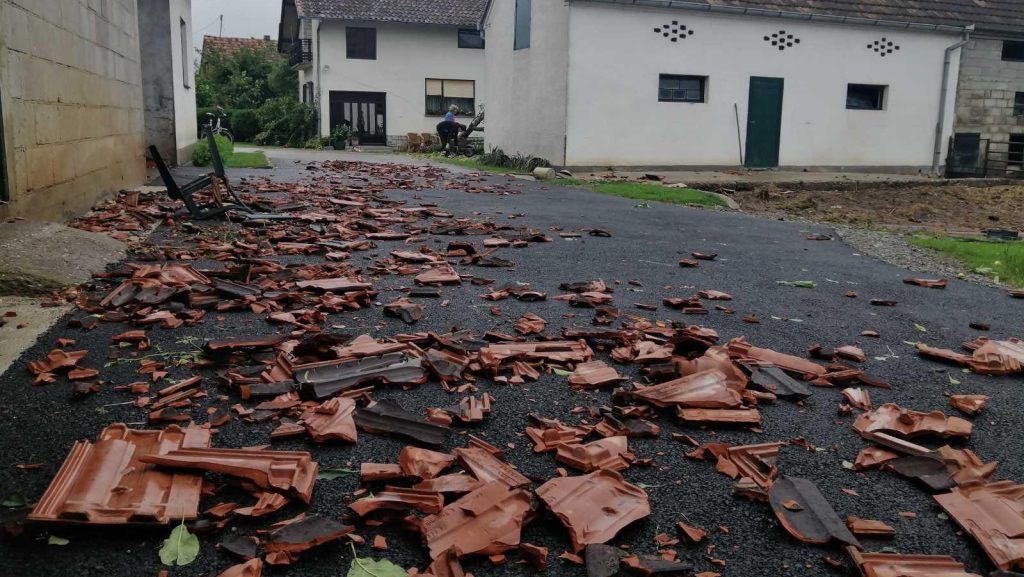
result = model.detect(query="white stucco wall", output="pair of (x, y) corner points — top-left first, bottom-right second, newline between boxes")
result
(169, 0), (196, 164)
(482, 0), (570, 164)
(312, 21), (485, 140)
(563, 3), (963, 168)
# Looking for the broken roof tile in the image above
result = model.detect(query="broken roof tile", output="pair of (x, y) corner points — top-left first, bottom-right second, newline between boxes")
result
(620, 554), (693, 576)
(399, 447), (456, 480)
(537, 469), (651, 552)
(453, 447), (531, 488)
(30, 424), (211, 525)
(139, 446), (317, 503)
(855, 447), (901, 470)
(355, 399), (450, 446)
(567, 361), (627, 389)
(853, 403), (972, 441)
(842, 388), (873, 411)
(360, 463), (405, 483)
(513, 312), (547, 335)
(935, 481), (1024, 571)
(296, 352), (428, 399)
(414, 474), (486, 495)
(854, 552), (982, 577)
(555, 436), (630, 472)
(949, 394), (990, 415)
(263, 514), (353, 559)
(383, 298), (425, 324)
(967, 338), (1024, 375)
(846, 516), (896, 537)
(213, 558), (263, 577)
(768, 476), (860, 548)
(421, 481), (532, 559)
(415, 264), (462, 286)
(903, 277), (948, 289)
(689, 442), (781, 490)
(478, 340), (593, 370)
(676, 408), (761, 425)
(739, 361), (811, 400)
(301, 397), (357, 443)
(726, 338), (826, 377)
(349, 486), (444, 516)
(634, 369), (743, 409)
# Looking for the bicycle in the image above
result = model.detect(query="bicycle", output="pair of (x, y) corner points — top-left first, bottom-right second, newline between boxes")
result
(202, 107), (234, 144)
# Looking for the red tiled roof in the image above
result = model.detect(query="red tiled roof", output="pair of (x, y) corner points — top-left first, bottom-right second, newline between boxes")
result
(295, 0), (485, 27)
(202, 35), (280, 57)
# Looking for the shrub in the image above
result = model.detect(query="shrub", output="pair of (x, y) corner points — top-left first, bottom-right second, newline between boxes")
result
(478, 147), (551, 171)
(230, 109), (260, 142)
(191, 134), (234, 167)
(255, 97), (318, 147)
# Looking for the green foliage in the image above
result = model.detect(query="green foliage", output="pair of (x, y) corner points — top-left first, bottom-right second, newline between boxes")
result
(255, 97), (318, 147)
(909, 236), (1024, 287)
(191, 134), (234, 167)
(230, 109), (260, 142)
(478, 147), (551, 172)
(159, 521), (200, 566)
(304, 136), (328, 150)
(347, 543), (406, 577)
(197, 46), (297, 109)
(330, 123), (352, 143)
(317, 467), (359, 480)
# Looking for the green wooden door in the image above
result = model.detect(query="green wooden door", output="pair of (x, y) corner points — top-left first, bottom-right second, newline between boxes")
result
(745, 77), (784, 168)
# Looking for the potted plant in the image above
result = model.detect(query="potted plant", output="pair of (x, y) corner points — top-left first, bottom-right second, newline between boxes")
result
(330, 124), (351, 150)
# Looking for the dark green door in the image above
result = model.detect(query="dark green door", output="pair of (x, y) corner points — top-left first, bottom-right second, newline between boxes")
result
(745, 77), (784, 168)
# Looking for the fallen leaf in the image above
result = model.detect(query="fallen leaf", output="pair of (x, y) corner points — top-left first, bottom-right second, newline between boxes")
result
(913, 323), (927, 333)
(1, 494), (26, 508)
(347, 543), (406, 577)
(48, 535), (69, 546)
(318, 467), (360, 480)
(776, 280), (817, 288)
(159, 520), (200, 566)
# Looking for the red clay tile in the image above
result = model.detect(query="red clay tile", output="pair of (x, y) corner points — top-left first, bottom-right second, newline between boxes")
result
(935, 481), (1024, 571)
(676, 408), (761, 425)
(140, 447), (317, 503)
(845, 516), (896, 537)
(349, 487), (444, 516)
(688, 442), (781, 490)
(726, 338), (826, 377)
(555, 436), (630, 472)
(413, 474), (486, 495)
(634, 369), (742, 409)
(852, 551), (982, 577)
(29, 424), (211, 525)
(263, 514), (353, 562)
(842, 388), (873, 411)
(453, 447), (531, 488)
(948, 394), (990, 415)
(301, 397), (357, 443)
(853, 403), (972, 440)
(360, 463), (405, 483)
(537, 469), (651, 552)
(399, 447), (456, 480)
(903, 278), (948, 289)
(421, 481), (532, 558)
(214, 559), (263, 577)
(854, 447), (901, 470)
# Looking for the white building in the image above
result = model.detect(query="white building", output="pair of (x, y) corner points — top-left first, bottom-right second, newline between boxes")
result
(278, 0), (486, 148)
(482, 0), (976, 171)
(139, 0), (198, 166)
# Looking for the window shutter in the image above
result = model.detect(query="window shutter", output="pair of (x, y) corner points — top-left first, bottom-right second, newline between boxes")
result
(426, 79), (444, 96)
(444, 80), (475, 99)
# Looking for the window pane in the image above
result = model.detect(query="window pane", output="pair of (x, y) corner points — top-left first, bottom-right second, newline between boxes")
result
(1003, 41), (1024, 62)
(426, 79), (444, 96)
(444, 80), (475, 99)
(347, 27), (376, 59)
(658, 75), (704, 102)
(426, 95), (445, 116)
(1015, 92), (1024, 117)
(515, 0), (531, 50)
(846, 84), (884, 110)
(444, 97), (475, 116)
(458, 29), (484, 49)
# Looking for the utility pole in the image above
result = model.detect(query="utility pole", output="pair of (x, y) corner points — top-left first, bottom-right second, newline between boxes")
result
(218, 15), (223, 37)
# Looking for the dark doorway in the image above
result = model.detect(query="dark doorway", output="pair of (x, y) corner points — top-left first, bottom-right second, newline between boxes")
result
(329, 91), (386, 144)
(745, 77), (784, 168)
(947, 133), (982, 177)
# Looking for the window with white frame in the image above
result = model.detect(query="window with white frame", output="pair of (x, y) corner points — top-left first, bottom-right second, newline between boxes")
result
(425, 79), (475, 116)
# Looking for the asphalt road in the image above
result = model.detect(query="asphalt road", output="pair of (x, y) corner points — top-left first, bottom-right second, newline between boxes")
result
(1, 152), (1021, 577)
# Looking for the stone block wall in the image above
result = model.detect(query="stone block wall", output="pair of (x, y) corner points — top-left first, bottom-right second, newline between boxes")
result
(955, 37), (1024, 144)
(0, 0), (146, 221)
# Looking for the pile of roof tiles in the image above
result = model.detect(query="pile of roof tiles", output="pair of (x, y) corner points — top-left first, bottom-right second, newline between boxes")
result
(15, 159), (1024, 577)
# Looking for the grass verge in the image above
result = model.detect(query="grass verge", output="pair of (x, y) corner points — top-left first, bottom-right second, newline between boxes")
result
(420, 154), (726, 208)
(224, 150), (271, 169)
(908, 236), (1024, 287)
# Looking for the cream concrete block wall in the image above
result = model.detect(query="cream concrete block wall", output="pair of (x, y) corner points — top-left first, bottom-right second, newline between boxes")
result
(1, 0), (145, 221)
(954, 37), (1024, 143)
(482, 0), (571, 164)
(563, 3), (962, 168)
(315, 21), (486, 138)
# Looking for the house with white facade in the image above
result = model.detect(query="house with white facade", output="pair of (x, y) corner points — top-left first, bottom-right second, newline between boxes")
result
(481, 0), (987, 171)
(278, 0), (486, 148)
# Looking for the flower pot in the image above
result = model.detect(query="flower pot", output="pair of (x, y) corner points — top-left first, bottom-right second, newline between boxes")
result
(332, 139), (346, 150)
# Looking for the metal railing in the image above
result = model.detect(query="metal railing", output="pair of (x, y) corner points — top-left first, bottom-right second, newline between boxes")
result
(289, 39), (312, 68)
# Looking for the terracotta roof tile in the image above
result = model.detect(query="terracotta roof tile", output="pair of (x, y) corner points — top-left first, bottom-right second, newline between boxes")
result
(296, 0), (486, 27)
(202, 36), (279, 57)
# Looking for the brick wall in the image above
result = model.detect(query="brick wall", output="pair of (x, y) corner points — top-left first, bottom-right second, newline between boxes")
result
(955, 37), (1024, 143)
(0, 0), (146, 221)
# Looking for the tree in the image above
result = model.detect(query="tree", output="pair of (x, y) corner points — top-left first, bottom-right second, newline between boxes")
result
(196, 45), (297, 109)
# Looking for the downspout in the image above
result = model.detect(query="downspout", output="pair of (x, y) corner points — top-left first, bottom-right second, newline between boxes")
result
(932, 26), (972, 175)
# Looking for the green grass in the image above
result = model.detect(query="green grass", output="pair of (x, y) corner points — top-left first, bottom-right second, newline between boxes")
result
(419, 154), (725, 208)
(909, 236), (1024, 287)
(224, 150), (271, 169)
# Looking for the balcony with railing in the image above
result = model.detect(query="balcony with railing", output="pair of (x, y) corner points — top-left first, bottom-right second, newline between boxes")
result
(289, 39), (312, 69)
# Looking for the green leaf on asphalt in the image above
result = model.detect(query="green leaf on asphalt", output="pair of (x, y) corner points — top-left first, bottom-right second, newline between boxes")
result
(48, 535), (69, 546)
(347, 543), (407, 577)
(776, 280), (817, 288)
(842, 461), (854, 470)
(937, 512), (949, 520)
(551, 368), (570, 377)
(317, 468), (360, 480)
(1, 493), (26, 508)
(913, 323), (927, 333)
(159, 520), (199, 566)
(635, 483), (661, 489)
(948, 376), (960, 386)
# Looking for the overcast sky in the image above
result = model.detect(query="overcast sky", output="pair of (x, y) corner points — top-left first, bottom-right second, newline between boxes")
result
(192, 0), (281, 48)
